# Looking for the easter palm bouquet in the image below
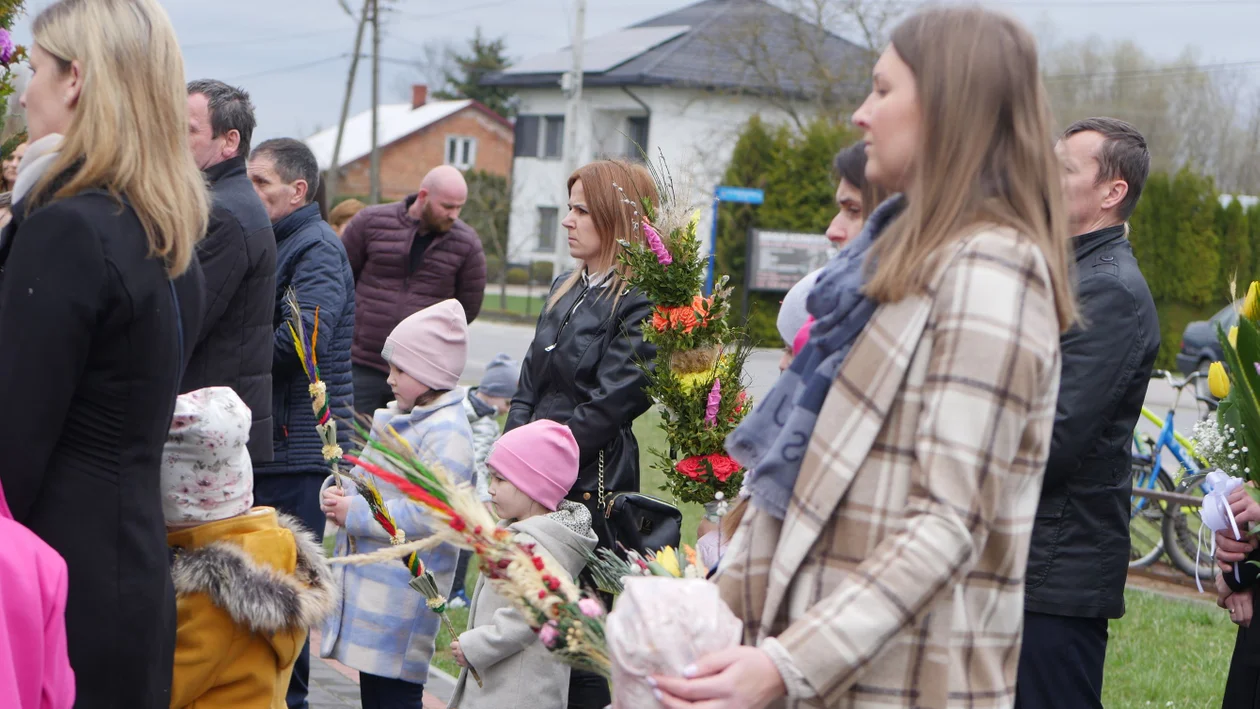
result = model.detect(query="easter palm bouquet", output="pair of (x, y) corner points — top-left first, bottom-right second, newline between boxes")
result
(615, 161), (752, 510)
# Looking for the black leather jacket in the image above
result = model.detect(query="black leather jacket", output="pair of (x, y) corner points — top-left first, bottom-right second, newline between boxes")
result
(506, 271), (655, 522)
(1025, 225), (1159, 619)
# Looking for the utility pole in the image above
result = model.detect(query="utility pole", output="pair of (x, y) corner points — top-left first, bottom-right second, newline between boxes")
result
(561, 0), (586, 181)
(561, 0), (585, 265)
(327, 0), (370, 206)
(368, 0), (382, 204)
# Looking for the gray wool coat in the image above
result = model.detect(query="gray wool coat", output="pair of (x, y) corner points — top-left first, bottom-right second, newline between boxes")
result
(448, 501), (597, 709)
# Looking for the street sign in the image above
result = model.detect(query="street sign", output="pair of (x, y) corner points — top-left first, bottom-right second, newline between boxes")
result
(746, 230), (832, 291)
(707, 186), (767, 294)
(715, 186), (765, 204)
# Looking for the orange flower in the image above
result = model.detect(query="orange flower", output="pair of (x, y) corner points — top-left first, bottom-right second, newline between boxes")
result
(692, 294), (710, 318)
(675, 307), (698, 334)
(652, 308), (670, 332)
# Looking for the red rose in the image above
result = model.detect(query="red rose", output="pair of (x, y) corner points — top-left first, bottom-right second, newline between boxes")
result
(675, 456), (709, 481)
(707, 454), (742, 482)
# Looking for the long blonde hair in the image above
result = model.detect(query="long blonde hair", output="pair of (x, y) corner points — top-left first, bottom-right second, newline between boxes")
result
(865, 6), (1077, 331)
(548, 160), (660, 309)
(31, 0), (208, 277)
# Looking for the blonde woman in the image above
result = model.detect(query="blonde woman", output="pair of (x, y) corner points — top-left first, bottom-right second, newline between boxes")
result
(0, 1), (208, 707)
(655, 6), (1075, 708)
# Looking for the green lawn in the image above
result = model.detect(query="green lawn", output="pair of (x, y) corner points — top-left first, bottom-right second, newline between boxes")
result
(1104, 589), (1234, 707)
(480, 292), (548, 317)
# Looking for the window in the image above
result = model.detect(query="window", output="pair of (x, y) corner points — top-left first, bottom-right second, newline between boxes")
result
(445, 136), (477, 170)
(514, 116), (539, 157)
(543, 116), (565, 158)
(514, 114), (565, 159)
(537, 207), (559, 252)
(626, 116), (649, 159)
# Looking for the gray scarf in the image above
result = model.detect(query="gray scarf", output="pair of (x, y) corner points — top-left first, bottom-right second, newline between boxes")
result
(725, 195), (905, 519)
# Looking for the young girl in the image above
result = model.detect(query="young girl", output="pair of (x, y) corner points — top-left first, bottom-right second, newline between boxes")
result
(319, 299), (476, 709)
(0, 477), (73, 709)
(165, 387), (335, 709)
(446, 420), (598, 709)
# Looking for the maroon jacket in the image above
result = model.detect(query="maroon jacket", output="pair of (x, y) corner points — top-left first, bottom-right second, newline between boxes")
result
(342, 195), (487, 373)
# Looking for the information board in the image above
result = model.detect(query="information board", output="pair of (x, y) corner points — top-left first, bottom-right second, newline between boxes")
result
(746, 229), (832, 292)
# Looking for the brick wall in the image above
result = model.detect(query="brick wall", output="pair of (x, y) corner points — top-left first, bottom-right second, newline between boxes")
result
(336, 107), (514, 202)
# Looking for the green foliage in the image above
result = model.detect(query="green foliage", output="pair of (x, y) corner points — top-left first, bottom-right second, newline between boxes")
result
(505, 266), (528, 285)
(434, 28), (515, 118)
(529, 261), (554, 284)
(1125, 167), (1234, 369)
(462, 169), (510, 260)
(717, 116), (859, 344)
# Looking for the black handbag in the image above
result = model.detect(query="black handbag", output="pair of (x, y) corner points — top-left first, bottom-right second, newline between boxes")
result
(599, 450), (682, 555)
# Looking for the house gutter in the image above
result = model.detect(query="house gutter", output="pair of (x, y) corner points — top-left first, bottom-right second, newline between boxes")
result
(622, 85), (651, 119)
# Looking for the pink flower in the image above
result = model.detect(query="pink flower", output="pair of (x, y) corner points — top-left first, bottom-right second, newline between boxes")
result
(578, 598), (604, 618)
(643, 223), (673, 266)
(0, 30), (14, 65)
(539, 620), (560, 648)
(705, 378), (721, 427)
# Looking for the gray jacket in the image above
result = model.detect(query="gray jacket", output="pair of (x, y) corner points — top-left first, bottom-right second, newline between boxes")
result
(448, 501), (598, 709)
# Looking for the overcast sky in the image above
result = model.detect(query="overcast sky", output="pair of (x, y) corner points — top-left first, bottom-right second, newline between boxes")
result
(11, 0), (1260, 142)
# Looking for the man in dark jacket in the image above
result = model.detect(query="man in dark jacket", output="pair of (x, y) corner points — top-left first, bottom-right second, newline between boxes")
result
(342, 165), (486, 414)
(248, 137), (355, 709)
(1016, 118), (1160, 709)
(182, 79), (277, 462)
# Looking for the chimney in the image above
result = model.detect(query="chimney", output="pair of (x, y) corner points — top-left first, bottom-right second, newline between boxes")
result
(411, 84), (428, 110)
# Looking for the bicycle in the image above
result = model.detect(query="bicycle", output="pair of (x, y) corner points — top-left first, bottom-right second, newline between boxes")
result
(1129, 369), (1217, 578)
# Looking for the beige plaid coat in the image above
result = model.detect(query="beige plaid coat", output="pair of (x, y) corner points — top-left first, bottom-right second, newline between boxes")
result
(716, 227), (1062, 708)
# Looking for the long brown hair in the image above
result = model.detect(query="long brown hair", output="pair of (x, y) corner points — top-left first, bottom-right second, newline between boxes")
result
(864, 6), (1077, 331)
(548, 160), (660, 309)
(31, 0), (209, 278)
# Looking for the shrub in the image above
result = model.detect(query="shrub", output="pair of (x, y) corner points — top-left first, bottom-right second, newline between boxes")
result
(530, 261), (554, 284)
(505, 266), (529, 286)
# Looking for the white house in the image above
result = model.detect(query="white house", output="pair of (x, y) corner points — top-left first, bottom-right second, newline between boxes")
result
(482, 0), (862, 273)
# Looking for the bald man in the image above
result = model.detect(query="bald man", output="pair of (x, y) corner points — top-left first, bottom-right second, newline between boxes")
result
(341, 165), (488, 413)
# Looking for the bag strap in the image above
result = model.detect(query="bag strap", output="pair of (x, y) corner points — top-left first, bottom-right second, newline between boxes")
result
(598, 449), (606, 508)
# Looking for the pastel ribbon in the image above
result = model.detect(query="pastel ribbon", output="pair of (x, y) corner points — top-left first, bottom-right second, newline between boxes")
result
(1198, 469), (1244, 593)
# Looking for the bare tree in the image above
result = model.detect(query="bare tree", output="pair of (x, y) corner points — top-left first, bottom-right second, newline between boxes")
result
(692, 0), (906, 130)
(389, 38), (458, 101)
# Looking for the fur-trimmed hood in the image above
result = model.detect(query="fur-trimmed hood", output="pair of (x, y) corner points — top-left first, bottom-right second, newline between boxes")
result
(170, 510), (336, 636)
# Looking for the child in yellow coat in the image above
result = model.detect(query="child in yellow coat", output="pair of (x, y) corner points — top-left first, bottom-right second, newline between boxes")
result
(163, 387), (336, 709)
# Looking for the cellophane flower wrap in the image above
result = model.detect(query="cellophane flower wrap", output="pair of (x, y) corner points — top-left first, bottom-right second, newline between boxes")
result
(615, 160), (752, 507)
(1207, 280), (1260, 490)
(606, 577), (742, 708)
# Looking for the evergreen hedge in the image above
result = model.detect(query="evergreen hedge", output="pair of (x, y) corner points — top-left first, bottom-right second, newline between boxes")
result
(718, 117), (1254, 369)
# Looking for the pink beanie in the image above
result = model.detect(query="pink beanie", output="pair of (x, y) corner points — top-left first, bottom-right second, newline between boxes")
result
(382, 299), (469, 390)
(487, 420), (579, 511)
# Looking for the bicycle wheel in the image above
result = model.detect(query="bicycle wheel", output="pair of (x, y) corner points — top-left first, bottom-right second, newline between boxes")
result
(1130, 461), (1171, 568)
(1162, 473), (1214, 580)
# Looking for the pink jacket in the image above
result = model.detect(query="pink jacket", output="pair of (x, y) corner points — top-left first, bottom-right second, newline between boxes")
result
(0, 483), (74, 709)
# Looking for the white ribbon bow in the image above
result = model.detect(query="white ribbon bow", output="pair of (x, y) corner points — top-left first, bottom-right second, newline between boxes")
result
(1198, 469), (1244, 593)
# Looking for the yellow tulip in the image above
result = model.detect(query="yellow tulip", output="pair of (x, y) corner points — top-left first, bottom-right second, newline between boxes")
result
(1210, 361), (1232, 399)
(688, 210), (703, 233)
(1244, 282), (1260, 322)
(655, 546), (682, 577)
(1230, 326), (1239, 349)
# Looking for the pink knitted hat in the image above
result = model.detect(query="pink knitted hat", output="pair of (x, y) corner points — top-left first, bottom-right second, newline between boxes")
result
(487, 420), (579, 511)
(382, 299), (469, 390)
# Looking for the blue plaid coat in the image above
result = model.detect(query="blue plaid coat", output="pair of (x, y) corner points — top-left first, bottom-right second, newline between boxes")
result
(320, 388), (475, 683)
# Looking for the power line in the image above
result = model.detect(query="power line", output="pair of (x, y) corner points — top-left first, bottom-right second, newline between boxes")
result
(225, 54), (347, 82)
(1044, 58), (1260, 82)
(183, 27), (351, 50)
(384, 0), (516, 21)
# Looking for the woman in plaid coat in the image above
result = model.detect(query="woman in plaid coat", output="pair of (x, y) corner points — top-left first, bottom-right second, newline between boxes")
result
(654, 7), (1077, 709)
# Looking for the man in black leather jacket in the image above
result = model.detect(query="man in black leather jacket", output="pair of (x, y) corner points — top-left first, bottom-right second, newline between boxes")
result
(1015, 118), (1160, 709)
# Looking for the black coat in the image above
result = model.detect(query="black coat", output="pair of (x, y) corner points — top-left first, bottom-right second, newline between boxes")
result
(0, 189), (205, 709)
(506, 272), (655, 542)
(1025, 225), (1159, 619)
(255, 202), (354, 477)
(180, 156), (277, 462)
